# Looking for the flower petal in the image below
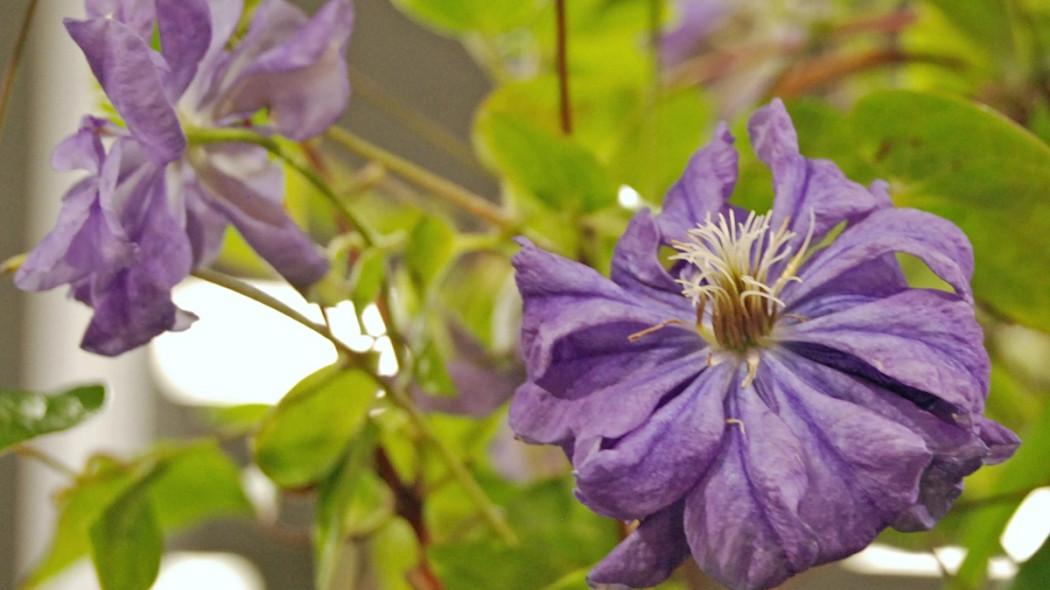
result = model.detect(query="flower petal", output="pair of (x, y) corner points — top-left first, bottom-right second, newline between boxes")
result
(79, 181), (195, 355)
(191, 145), (329, 289)
(572, 363), (730, 520)
(611, 209), (694, 315)
(781, 289), (988, 413)
(86, 0), (155, 38)
(783, 207), (974, 306)
(587, 500), (690, 589)
(156, 0), (211, 99)
(213, 0), (353, 140)
(748, 99), (879, 249)
(65, 17), (186, 165)
(656, 122), (737, 241)
(513, 237), (697, 386)
(684, 355), (931, 590)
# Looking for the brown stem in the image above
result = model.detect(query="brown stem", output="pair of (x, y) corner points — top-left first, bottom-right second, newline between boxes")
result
(767, 47), (963, 98)
(555, 0), (572, 135)
(374, 447), (429, 546)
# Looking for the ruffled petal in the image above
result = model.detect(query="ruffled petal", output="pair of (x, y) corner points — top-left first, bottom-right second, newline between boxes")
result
(86, 0), (155, 38)
(587, 500), (690, 589)
(611, 209), (694, 315)
(190, 145), (328, 289)
(50, 116), (112, 174)
(748, 99), (879, 251)
(513, 238), (699, 386)
(16, 138), (139, 293)
(212, 0), (353, 139)
(781, 289), (988, 413)
(79, 181), (196, 355)
(783, 207), (975, 307)
(656, 122), (737, 241)
(572, 363), (730, 520)
(65, 17), (185, 165)
(683, 356), (930, 590)
(155, 0), (211, 100)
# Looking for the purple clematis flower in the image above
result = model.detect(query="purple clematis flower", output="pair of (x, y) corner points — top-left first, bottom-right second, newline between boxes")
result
(509, 100), (1019, 590)
(16, 0), (353, 355)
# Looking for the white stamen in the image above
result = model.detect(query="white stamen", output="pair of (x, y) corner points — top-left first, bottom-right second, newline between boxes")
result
(671, 210), (812, 352)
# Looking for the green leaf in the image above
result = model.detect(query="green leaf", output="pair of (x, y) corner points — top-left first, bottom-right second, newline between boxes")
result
(608, 87), (709, 204)
(147, 441), (253, 531)
(368, 518), (419, 590)
(428, 477), (619, 590)
(315, 423), (387, 590)
(89, 478), (163, 590)
(254, 365), (378, 488)
(389, 0), (543, 36)
(23, 442), (251, 589)
(477, 112), (617, 213)
(350, 248), (387, 311)
(921, 0), (1014, 63)
(23, 457), (138, 589)
(201, 403), (273, 436)
(0, 385), (105, 451)
(405, 216), (457, 292)
(852, 90), (1050, 332)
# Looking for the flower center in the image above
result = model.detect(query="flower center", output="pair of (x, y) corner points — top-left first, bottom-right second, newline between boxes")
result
(672, 210), (811, 351)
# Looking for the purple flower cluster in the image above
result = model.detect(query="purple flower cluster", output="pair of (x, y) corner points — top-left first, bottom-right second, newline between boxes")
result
(16, 0), (352, 355)
(510, 100), (1019, 590)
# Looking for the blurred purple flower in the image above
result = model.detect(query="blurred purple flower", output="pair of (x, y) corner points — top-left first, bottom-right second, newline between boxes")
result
(16, 0), (353, 355)
(660, 0), (733, 69)
(509, 99), (1018, 590)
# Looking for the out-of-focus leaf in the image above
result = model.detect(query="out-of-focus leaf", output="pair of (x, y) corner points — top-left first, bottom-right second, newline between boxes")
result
(147, 441), (253, 531)
(254, 365), (378, 488)
(608, 87), (708, 204)
(405, 216), (457, 292)
(428, 477), (619, 590)
(414, 337), (457, 397)
(350, 248), (387, 311)
(476, 112), (617, 213)
(315, 422), (386, 590)
(23, 442), (250, 589)
(0, 385), (105, 451)
(88, 478), (163, 590)
(23, 457), (137, 589)
(852, 90), (1050, 332)
(201, 403), (273, 436)
(390, 0), (543, 36)
(921, 0), (1014, 63)
(368, 518), (419, 590)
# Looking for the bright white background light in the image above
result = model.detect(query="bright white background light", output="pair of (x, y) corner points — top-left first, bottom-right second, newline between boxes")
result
(1001, 487), (1050, 562)
(617, 184), (642, 210)
(842, 543), (1017, 580)
(152, 552), (263, 590)
(150, 279), (393, 406)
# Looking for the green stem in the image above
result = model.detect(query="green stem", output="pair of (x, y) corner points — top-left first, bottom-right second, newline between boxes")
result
(191, 267), (365, 363)
(325, 126), (514, 231)
(184, 126), (377, 246)
(0, 0), (38, 142)
(14, 444), (77, 478)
